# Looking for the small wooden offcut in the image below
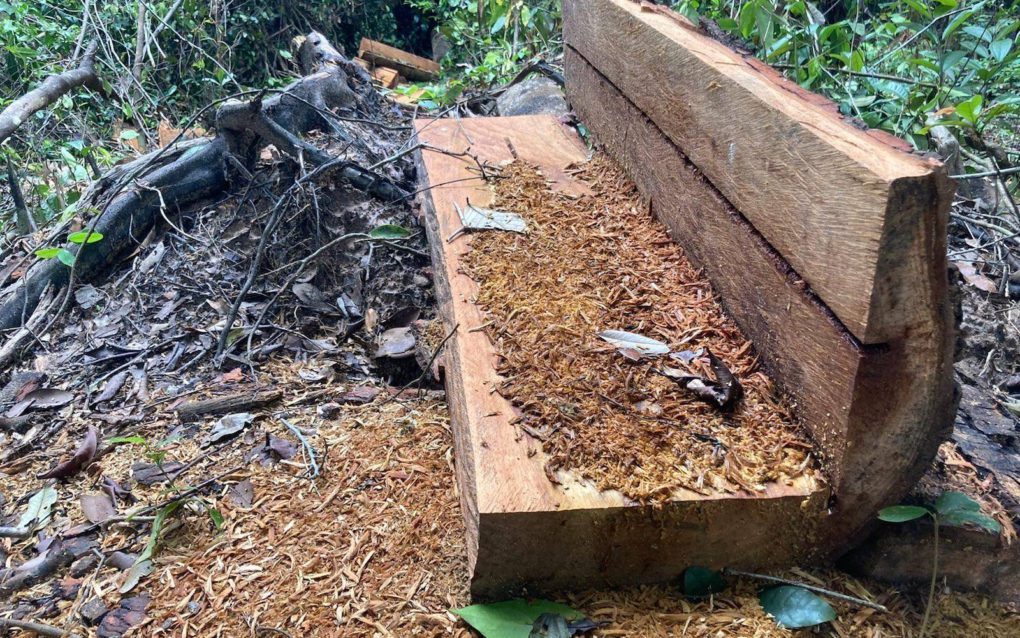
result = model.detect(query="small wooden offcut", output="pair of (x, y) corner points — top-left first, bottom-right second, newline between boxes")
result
(358, 38), (439, 82)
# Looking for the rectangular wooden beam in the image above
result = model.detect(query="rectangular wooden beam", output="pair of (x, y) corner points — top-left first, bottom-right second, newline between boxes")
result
(415, 115), (830, 598)
(563, 0), (950, 344)
(565, 47), (956, 555)
(359, 38), (439, 81)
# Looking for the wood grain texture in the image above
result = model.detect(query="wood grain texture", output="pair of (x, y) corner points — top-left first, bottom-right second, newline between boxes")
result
(358, 38), (439, 81)
(415, 115), (829, 598)
(563, 0), (950, 344)
(565, 48), (957, 558)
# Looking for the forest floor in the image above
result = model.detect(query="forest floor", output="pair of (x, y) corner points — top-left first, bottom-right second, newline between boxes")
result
(1, 80), (1020, 637)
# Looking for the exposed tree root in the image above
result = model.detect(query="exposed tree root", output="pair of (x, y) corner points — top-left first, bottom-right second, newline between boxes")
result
(0, 32), (406, 336)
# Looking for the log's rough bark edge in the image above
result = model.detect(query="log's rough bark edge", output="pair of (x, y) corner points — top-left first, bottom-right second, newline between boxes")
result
(0, 41), (100, 146)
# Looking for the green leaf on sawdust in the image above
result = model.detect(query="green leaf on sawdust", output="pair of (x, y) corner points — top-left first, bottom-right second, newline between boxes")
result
(452, 600), (584, 638)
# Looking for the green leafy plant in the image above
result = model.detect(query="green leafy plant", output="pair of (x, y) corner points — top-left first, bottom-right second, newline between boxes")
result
(452, 599), (586, 638)
(878, 491), (1001, 637)
(672, 0), (1020, 150)
(404, 0), (562, 106)
(34, 228), (104, 266)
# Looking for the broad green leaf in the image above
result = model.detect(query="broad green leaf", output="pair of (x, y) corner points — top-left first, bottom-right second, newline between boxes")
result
(717, 17), (739, 32)
(989, 39), (1013, 63)
(57, 248), (76, 267)
(119, 129), (139, 141)
(935, 491), (981, 515)
(207, 506), (224, 529)
(369, 224), (411, 239)
(850, 50), (865, 73)
(682, 566), (727, 598)
(35, 247), (60, 259)
(955, 95), (983, 123)
(942, 509), (1002, 533)
(67, 230), (103, 244)
(852, 95), (877, 108)
(877, 505), (929, 523)
(942, 9), (978, 41)
(902, 0), (931, 19)
(935, 492), (1001, 532)
(453, 600), (583, 638)
(760, 586), (837, 629)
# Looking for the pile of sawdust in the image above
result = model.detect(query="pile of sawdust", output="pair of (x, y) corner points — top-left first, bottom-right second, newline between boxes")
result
(133, 396), (1017, 638)
(143, 399), (467, 636)
(460, 158), (821, 502)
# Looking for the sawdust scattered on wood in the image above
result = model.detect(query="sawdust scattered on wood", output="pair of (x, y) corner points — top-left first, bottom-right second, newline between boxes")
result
(460, 158), (821, 501)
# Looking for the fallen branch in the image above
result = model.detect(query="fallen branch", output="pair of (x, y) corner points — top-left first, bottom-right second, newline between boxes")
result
(279, 417), (319, 479)
(174, 390), (283, 421)
(0, 42), (100, 145)
(0, 538), (94, 599)
(0, 618), (80, 638)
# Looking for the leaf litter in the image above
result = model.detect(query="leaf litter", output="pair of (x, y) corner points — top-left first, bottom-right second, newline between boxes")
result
(461, 158), (821, 501)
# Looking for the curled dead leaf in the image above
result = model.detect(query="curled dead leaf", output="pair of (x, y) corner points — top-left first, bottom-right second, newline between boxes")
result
(37, 425), (98, 480)
(659, 350), (742, 410)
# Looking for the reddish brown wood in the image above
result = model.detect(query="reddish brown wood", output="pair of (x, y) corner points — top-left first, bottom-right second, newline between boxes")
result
(564, 45), (956, 559)
(415, 116), (830, 598)
(563, 0), (952, 345)
(359, 38), (439, 82)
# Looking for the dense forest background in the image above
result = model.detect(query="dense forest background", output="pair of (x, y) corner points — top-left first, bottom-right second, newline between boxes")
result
(1, 0), (1017, 231)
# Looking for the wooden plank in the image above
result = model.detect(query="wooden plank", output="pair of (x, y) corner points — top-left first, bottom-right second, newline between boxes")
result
(371, 66), (401, 89)
(565, 48), (957, 556)
(415, 115), (830, 598)
(359, 38), (439, 82)
(563, 0), (951, 344)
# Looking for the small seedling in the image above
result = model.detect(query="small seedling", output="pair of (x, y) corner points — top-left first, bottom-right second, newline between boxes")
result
(878, 491), (1001, 637)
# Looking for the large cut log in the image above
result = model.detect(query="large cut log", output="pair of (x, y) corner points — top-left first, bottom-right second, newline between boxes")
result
(564, 49), (956, 561)
(563, 0), (956, 574)
(415, 116), (830, 598)
(563, 0), (949, 345)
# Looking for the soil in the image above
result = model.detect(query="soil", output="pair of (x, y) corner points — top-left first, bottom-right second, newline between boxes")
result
(460, 158), (821, 502)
